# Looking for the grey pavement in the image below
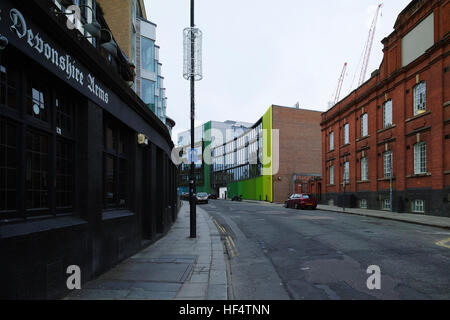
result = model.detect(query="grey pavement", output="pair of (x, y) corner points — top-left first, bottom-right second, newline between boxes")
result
(233, 199), (450, 229)
(65, 201), (229, 300)
(317, 204), (450, 229)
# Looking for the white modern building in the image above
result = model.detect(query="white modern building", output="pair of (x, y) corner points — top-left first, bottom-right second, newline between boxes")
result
(177, 120), (253, 148)
(135, 17), (168, 126)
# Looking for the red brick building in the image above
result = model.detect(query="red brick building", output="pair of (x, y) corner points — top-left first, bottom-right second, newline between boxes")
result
(320, 0), (450, 217)
(273, 106), (322, 203)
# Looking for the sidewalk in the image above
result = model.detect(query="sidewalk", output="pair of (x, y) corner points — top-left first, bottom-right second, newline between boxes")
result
(237, 198), (450, 229)
(65, 202), (228, 300)
(317, 204), (450, 229)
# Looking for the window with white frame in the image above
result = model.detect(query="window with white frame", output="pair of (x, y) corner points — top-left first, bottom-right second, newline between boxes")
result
(361, 113), (368, 137)
(413, 82), (426, 116)
(344, 124), (349, 145)
(329, 131), (334, 151)
(343, 162), (350, 184)
(411, 199), (425, 213)
(383, 151), (393, 178)
(414, 142), (427, 174)
(382, 198), (391, 211)
(361, 157), (369, 181)
(383, 100), (393, 128)
(329, 165), (334, 185)
(359, 199), (367, 209)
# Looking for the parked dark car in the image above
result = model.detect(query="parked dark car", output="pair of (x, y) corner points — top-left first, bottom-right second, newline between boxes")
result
(231, 195), (243, 202)
(195, 192), (209, 204)
(284, 194), (317, 210)
(181, 192), (189, 201)
(208, 194), (218, 200)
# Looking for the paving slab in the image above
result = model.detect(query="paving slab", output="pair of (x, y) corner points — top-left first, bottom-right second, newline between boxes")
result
(65, 202), (229, 300)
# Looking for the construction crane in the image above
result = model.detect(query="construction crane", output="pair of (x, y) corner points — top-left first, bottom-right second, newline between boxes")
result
(358, 3), (383, 87)
(331, 62), (348, 107)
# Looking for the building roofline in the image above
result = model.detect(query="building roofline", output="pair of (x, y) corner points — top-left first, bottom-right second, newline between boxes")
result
(137, 16), (157, 27)
(271, 105), (324, 114)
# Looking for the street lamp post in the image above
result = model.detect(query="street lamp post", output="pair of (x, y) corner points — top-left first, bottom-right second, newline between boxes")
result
(189, 0), (196, 238)
(184, 0), (203, 238)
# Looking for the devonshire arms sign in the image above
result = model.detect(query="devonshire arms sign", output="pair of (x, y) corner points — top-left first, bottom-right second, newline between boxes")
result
(0, 2), (111, 106)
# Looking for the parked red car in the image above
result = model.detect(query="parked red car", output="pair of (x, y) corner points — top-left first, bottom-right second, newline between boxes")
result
(284, 194), (318, 210)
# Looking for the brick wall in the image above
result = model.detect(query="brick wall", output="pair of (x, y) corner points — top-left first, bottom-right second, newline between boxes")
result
(321, 0), (450, 216)
(272, 106), (322, 203)
(97, 0), (132, 59)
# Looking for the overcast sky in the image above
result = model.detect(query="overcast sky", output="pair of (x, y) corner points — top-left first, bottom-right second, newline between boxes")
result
(143, 0), (411, 140)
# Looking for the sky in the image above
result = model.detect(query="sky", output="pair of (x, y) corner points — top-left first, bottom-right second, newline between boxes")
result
(143, 0), (412, 140)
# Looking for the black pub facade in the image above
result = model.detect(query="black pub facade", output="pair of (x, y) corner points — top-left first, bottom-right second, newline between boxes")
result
(0, 0), (179, 299)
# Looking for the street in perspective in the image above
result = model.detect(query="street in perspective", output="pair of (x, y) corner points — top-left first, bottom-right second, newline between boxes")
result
(0, 0), (449, 306)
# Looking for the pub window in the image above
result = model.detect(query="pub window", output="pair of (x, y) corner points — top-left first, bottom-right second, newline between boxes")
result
(55, 89), (76, 212)
(25, 131), (50, 212)
(27, 78), (49, 123)
(1, 58), (78, 222)
(0, 58), (18, 110)
(0, 119), (17, 214)
(104, 118), (130, 209)
(56, 139), (74, 210)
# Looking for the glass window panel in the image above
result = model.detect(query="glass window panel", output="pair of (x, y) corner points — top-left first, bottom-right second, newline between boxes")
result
(25, 131), (49, 211)
(361, 157), (369, 181)
(106, 126), (114, 150)
(344, 162), (350, 183)
(56, 139), (74, 210)
(141, 37), (155, 72)
(0, 120), (17, 212)
(414, 142), (427, 174)
(105, 156), (115, 207)
(344, 124), (349, 144)
(329, 166), (334, 185)
(141, 79), (156, 111)
(383, 151), (393, 178)
(0, 59), (18, 109)
(383, 100), (393, 128)
(414, 82), (426, 116)
(329, 132), (334, 151)
(361, 114), (368, 137)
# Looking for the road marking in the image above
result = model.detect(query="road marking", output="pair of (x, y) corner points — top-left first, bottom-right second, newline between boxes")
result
(212, 218), (239, 257)
(435, 238), (450, 249)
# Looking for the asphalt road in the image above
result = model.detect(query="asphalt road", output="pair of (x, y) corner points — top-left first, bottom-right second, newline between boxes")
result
(201, 200), (450, 300)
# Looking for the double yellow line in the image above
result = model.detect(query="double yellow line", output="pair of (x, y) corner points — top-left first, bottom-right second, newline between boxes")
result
(213, 218), (239, 258)
(435, 237), (450, 249)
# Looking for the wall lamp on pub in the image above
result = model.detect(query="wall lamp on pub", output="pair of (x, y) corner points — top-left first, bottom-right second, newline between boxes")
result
(53, 3), (117, 58)
(99, 29), (118, 58)
(0, 35), (8, 50)
(137, 133), (149, 146)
